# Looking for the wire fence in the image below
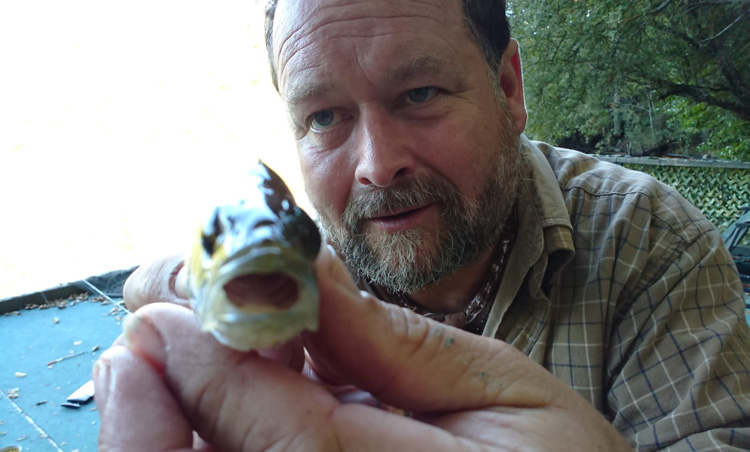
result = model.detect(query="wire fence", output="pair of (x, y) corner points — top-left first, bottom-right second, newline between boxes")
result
(596, 156), (750, 231)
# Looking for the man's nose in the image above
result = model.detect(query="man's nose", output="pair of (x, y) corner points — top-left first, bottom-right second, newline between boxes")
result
(353, 111), (415, 187)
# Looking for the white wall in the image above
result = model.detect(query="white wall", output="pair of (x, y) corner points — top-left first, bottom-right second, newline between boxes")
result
(0, 1), (307, 297)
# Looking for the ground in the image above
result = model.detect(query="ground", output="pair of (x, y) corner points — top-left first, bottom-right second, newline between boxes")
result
(1, 295), (123, 452)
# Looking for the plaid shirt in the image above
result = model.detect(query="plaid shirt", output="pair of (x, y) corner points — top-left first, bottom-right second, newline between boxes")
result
(483, 137), (750, 450)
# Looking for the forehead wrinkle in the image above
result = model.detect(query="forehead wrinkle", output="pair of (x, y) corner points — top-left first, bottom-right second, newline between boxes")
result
(274, 0), (460, 88)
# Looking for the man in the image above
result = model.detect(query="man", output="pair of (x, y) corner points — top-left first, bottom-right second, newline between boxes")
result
(96, 0), (750, 450)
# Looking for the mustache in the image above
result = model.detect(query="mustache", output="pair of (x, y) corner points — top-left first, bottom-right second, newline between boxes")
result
(342, 176), (463, 228)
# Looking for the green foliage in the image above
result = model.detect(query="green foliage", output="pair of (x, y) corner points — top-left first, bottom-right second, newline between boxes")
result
(508, 0), (750, 161)
(667, 100), (750, 161)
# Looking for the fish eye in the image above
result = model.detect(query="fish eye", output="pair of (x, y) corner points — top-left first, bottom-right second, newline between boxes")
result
(406, 86), (438, 104)
(201, 231), (216, 256)
(201, 208), (224, 255)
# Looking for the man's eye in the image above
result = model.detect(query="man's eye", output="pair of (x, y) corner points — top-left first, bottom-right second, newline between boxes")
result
(406, 87), (438, 104)
(310, 109), (340, 131)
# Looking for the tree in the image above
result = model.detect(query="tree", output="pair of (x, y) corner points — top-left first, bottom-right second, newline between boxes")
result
(509, 0), (750, 160)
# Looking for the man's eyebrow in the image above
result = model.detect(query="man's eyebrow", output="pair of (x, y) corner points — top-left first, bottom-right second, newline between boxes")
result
(386, 55), (449, 82)
(284, 81), (335, 107)
(284, 56), (451, 106)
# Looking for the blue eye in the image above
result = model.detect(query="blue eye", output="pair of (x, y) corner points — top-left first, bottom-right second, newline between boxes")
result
(406, 87), (437, 104)
(313, 110), (334, 126)
(310, 109), (340, 131)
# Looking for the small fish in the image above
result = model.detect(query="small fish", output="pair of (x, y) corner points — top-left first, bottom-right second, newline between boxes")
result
(185, 162), (321, 351)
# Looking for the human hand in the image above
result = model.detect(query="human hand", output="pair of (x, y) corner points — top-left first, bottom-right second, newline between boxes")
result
(122, 254), (188, 312)
(96, 247), (634, 451)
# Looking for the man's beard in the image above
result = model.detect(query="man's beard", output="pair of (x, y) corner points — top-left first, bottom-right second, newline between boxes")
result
(319, 111), (524, 294)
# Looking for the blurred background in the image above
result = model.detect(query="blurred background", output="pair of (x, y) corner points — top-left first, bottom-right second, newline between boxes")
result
(0, 1), (304, 298)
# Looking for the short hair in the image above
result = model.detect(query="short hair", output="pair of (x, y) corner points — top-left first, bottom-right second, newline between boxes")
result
(263, 0), (510, 91)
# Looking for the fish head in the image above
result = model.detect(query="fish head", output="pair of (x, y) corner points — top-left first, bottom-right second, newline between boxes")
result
(186, 161), (321, 351)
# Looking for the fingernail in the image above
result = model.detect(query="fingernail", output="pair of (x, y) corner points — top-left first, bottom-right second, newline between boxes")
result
(92, 359), (110, 410)
(174, 263), (188, 299)
(123, 313), (167, 376)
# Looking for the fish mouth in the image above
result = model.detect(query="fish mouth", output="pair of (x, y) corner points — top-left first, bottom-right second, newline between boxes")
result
(213, 245), (311, 312)
(222, 272), (298, 309)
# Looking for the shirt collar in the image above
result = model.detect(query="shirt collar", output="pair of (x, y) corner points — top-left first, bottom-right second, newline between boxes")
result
(482, 136), (576, 337)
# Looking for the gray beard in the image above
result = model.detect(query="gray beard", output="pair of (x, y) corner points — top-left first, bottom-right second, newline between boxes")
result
(320, 133), (524, 294)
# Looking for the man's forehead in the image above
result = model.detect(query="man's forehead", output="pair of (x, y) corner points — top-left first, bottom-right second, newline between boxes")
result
(274, 0), (457, 20)
(272, 0), (465, 98)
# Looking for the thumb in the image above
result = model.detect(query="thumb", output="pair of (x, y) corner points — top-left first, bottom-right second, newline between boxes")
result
(123, 254), (189, 311)
(306, 246), (559, 414)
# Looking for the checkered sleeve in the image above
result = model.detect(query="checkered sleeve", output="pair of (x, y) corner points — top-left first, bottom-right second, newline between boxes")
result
(607, 197), (750, 450)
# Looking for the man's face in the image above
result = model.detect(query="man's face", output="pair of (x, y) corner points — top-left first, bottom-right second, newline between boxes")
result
(272, 0), (526, 293)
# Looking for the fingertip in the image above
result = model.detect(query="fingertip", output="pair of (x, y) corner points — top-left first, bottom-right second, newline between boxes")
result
(315, 244), (361, 297)
(92, 354), (113, 415)
(123, 254), (189, 311)
(110, 333), (127, 348)
(313, 243), (337, 270)
(95, 344), (194, 450)
(122, 312), (168, 377)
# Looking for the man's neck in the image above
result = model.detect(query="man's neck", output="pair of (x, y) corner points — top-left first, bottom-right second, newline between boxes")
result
(407, 247), (496, 314)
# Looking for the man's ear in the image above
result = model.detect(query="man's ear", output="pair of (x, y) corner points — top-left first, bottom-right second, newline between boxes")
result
(497, 39), (527, 134)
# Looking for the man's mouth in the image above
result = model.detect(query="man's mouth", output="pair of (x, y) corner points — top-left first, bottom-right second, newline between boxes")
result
(366, 204), (433, 231)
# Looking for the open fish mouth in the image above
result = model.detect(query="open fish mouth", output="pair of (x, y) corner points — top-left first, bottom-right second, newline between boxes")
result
(223, 272), (299, 310)
(195, 244), (319, 350)
(209, 245), (312, 317)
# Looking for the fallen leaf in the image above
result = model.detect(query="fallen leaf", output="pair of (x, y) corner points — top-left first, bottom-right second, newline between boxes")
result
(53, 317), (60, 324)
(15, 372), (27, 378)
(17, 434), (28, 441)
(91, 344), (100, 352)
(7, 388), (20, 399)
(73, 340), (83, 346)
(35, 400), (47, 406)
